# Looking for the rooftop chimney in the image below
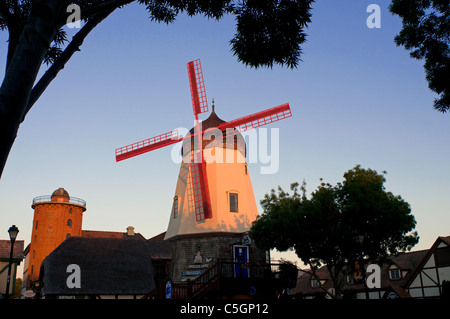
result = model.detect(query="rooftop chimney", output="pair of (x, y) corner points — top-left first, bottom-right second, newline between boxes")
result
(126, 226), (135, 236)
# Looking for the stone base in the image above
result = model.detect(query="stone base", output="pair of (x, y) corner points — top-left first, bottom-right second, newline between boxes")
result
(167, 232), (268, 283)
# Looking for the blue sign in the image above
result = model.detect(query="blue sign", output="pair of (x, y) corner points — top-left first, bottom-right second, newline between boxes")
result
(165, 281), (172, 299)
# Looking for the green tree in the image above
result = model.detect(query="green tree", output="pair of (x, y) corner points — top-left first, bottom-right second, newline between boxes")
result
(389, 0), (450, 113)
(249, 165), (419, 298)
(0, 0), (314, 180)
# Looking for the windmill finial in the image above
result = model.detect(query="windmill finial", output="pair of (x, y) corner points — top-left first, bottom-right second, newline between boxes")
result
(212, 98), (215, 113)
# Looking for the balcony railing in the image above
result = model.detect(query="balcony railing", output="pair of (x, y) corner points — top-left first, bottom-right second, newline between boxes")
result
(32, 195), (86, 208)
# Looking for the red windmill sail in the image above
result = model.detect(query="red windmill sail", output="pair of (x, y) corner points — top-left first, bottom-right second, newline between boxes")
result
(115, 59), (293, 223)
(187, 59), (212, 221)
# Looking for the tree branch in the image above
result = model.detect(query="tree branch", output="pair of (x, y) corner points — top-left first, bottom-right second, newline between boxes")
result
(0, 1), (19, 68)
(0, 1), (11, 24)
(22, 9), (113, 121)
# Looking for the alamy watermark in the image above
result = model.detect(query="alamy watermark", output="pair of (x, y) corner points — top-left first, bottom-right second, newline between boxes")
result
(66, 4), (81, 28)
(66, 4), (382, 30)
(353, 262), (381, 289)
(366, 4), (381, 29)
(66, 264), (81, 289)
(366, 264), (381, 289)
(170, 124), (280, 175)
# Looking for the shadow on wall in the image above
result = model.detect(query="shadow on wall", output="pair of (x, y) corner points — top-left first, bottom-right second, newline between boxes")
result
(215, 214), (253, 233)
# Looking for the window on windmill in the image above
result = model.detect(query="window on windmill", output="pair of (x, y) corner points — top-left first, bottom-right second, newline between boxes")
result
(173, 196), (179, 218)
(67, 219), (72, 227)
(229, 193), (238, 212)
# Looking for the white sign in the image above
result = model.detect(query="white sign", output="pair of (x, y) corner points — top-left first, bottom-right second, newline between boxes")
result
(242, 235), (251, 245)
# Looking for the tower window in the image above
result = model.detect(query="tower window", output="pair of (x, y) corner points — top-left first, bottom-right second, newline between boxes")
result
(173, 196), (179, 218)
(67, 219), (72, 227)
(35, 220), (38, 230)
(66, 233), (71, 240)
(229, 193), (238, 212)
(69, 208), (72, 214)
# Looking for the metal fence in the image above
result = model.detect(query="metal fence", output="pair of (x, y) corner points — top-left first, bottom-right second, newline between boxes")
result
(32, 195), (86, 207)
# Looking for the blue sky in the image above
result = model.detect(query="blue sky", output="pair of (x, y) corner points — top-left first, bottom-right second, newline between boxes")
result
(0, 0), (449, 268)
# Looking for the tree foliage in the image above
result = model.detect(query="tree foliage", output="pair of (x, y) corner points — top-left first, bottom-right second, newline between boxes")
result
(140, 0), (314, 68)
(250, 165), (419, 297)
(389, 0), (450, 113)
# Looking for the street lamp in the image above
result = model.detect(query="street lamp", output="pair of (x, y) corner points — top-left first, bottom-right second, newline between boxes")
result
(353, 235), (369, 299)
(5, 225), (19, 299)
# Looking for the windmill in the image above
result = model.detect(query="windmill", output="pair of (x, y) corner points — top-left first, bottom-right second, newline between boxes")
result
(115, 59), (292, 224)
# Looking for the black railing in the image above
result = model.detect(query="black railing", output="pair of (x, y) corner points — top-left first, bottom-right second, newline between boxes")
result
(142, 261), (295, 299)
(219, 261), (273, 279)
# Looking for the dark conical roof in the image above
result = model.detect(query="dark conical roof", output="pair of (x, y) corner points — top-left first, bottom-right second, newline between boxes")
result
(182, 101), (246, 157)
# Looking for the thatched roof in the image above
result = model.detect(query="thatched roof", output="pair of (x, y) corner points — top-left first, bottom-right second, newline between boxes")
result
(40, 236), (170, 296)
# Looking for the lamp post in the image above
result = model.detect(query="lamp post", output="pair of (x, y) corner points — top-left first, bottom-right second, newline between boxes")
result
(5, 225), (19, 299)
(354, 235), (369, 299)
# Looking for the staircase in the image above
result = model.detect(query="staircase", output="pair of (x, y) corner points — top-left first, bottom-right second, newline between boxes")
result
(142, 261), (289, 299)
(142, 262), (220, 299)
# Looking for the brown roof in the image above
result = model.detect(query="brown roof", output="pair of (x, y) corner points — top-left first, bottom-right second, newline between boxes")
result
(0, 240), (24, 260)
(148, 231), (167, 241)
(290, 267), (334, 296)
(387, 249), (428, 272)
(81, 230), (146, 240)
(81, 230), (170, 259)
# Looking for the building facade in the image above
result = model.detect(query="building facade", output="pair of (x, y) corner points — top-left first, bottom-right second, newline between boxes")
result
(405, 236), (450, 298)
(25, 188), (86, 289)
(291, 236), (450, 299)
(0, 240), (24, 298)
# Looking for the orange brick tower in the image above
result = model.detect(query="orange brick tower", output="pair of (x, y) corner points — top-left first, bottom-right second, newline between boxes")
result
(27, 188), (86, 287)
